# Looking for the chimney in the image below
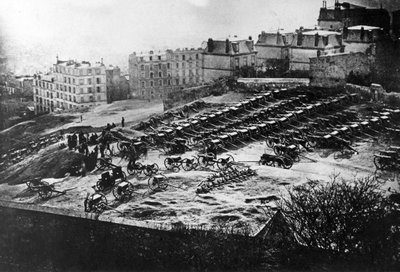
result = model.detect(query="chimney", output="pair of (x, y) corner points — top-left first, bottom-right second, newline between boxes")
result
(101, 58), (103, 64)
(225, 39), (230, 54)
(360, 26), (365, 41)
(322, 0), (327, 9)
(314, 33), (319, 47)
(207, 38), (214, 52)
(248, 36), (252, 40)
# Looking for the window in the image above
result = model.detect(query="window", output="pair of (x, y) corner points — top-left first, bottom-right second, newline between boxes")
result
(81, 97), (84, 103)
(159, 80), (162, 86)
(196, 54), (199, 60)
(57, 92), (59, 98)
(149, 56), (153, 61)
(98, 95), (101, 101)
(88, 78), (92, 85)
(183, 78), (186, 84)
(168, 73), (171, 77)
(73, 96), (76, 102)
(235, 58), (239, 69)
(69, 95), (71, 101)
(68, 78), (71, 84)
(96, 68), (100, 75)
(141, 81), (145, 88)
(158, 63), (161, 69)
(141, 72), (145, 78)
(79, 69), (83, 76)
(140, 57), (144, 62)
(168, 79), (171, 86)
(182, 62), (185, 68)
(175, 78), (179, 85)
(140, 65), (144, 71)
(150, 72), (154, 79)
(176, 63), (179, 68)
(88, 87), (92, 93)
(73, 87), (76, 93)
(243, 57), (248, 66)
(159, 72), (162, 78)
(97, 87), (101, 93)
(35, 89), (38, 95)
(64, 77), (67, 83)
(96, 78), (101, 84)
(182, 55), (186, 61)
(72, 78), (75, 84)
(251, 55), (255, 66)
(150, 65), (153, 70)
(87, 69), (92, 75)
(158, 56), (161, 60)
(150, 81), (154, 87)
(80, 88), (83, 94)
(79, 79), (84, 85)
(68, 86), (71, 92)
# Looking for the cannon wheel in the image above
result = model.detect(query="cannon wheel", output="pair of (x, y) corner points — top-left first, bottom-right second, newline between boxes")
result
(148, 175), (168, 191)
(164, 157), (175, 170)
(266, 138), (275, 148)
(112, 181), (134, 201)
(273, 145), (284, 156)
(217, 154), (235, 170)
(373, 156), (385, 170)
(182, 158), (195, 171)
(38, 185), (53, 200)
(94, 193), (108, 212)
(127, 162), (142, 176)
(280, 156), (293, 169)
(143, 163), (159, 176)
(96, 155), (112, 171)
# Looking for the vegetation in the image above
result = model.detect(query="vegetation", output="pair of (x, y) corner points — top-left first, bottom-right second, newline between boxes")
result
(278, 176), (400, 271)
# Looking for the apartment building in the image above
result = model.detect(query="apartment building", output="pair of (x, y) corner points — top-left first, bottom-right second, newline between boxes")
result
(129, 48), (203, 100)
(34, 59), (107, 113)
(202, 36), (257, 82)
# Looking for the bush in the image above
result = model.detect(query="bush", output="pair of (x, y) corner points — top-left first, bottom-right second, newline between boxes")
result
(278, 176), (400, 270)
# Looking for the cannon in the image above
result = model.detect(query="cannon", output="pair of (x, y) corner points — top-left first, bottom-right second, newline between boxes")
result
(112, 181), (135, 201)
(148, 174), (169, 191)
(25, 178), (70, 200)
(95, 166), (127, 191)
(259, 153), (293, 169)
(164, 156), (198, 171)
(84, 193), (108, 213)
(127, 161), (159, 176)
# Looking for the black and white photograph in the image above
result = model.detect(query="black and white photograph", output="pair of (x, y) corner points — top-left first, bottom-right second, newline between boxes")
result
(0, 0), (400, 271)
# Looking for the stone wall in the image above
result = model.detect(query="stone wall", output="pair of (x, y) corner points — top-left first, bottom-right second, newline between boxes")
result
(309, 52), (372, 88)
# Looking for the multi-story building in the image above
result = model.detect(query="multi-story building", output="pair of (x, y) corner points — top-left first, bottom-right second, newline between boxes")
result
(343, 25), (383, 54)
(202, 36), (257, 82)
(34, 58), (107, 113)
(129, 48), (203, 100)
(255, 31), (294, 71)
(317, 0), (390, 32)
(106, 65), (130, 102)
(289, 30), (344, 72)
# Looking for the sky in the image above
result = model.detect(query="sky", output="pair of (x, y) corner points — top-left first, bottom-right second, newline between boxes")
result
(0, 0), (398, 74)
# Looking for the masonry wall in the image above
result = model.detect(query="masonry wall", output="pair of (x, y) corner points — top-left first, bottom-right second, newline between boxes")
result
(309, 52), (372, 88)
(202, 54), (232, 81)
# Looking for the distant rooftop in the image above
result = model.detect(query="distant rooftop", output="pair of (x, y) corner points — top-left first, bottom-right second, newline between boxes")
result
(347, 25), (382, 30)
(213, 35), (253, 42)
(56, 59), (104, 68)
(302, 30), (341, 36)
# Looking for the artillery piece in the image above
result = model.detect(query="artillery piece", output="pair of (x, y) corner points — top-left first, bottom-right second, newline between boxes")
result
(84, 193), (108, 213)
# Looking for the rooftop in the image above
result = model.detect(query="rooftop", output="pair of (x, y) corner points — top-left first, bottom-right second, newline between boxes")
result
(302, 30), (341, 36)
(56, 59), (105, 68)
(347, 25), (382, 31)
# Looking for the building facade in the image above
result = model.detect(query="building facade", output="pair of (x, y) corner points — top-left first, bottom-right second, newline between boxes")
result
(318, 0), (390, 31)
(34, 59), (107, 113)
(289, 30), (344, 72)
(202, 36), (257, 82)
(129, 48), (203, 100)
(106, 65), (130, 102)
(343, 25), (383, 54)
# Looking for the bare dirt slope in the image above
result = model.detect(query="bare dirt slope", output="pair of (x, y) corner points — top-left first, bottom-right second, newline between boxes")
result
(0, 92), (398, 233)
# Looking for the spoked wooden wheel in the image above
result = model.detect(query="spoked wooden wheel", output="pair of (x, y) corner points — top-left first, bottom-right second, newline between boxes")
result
(217, 154), (235, 170)
(281, 156), (293, 169)
(93, 193), (108, 212)
(373, 156), (385, 170)
(38, 185), (53, 200)
(112, 181), (134, 201)
(143, 163), (159, 176)
(127, 162), (141, 176)
(148, 175), (168, 191)
(182, 158), (195, 171)
(164, 158), (175, 170)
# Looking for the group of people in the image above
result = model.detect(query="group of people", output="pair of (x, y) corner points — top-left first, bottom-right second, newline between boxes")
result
(67, 131), (90, 155)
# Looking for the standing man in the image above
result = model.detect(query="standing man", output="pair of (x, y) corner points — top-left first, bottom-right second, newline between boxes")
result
(121, 117), (125, 128)
(80, 115), (83, 122)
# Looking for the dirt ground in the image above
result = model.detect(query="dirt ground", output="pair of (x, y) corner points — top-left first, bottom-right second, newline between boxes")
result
(0, 92), (398, 234)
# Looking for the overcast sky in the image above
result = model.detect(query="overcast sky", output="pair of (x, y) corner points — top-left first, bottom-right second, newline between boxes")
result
(0, 0), (398, 74)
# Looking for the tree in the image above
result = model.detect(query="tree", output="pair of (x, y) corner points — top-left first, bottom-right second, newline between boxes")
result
(278, 176), (400, 270)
